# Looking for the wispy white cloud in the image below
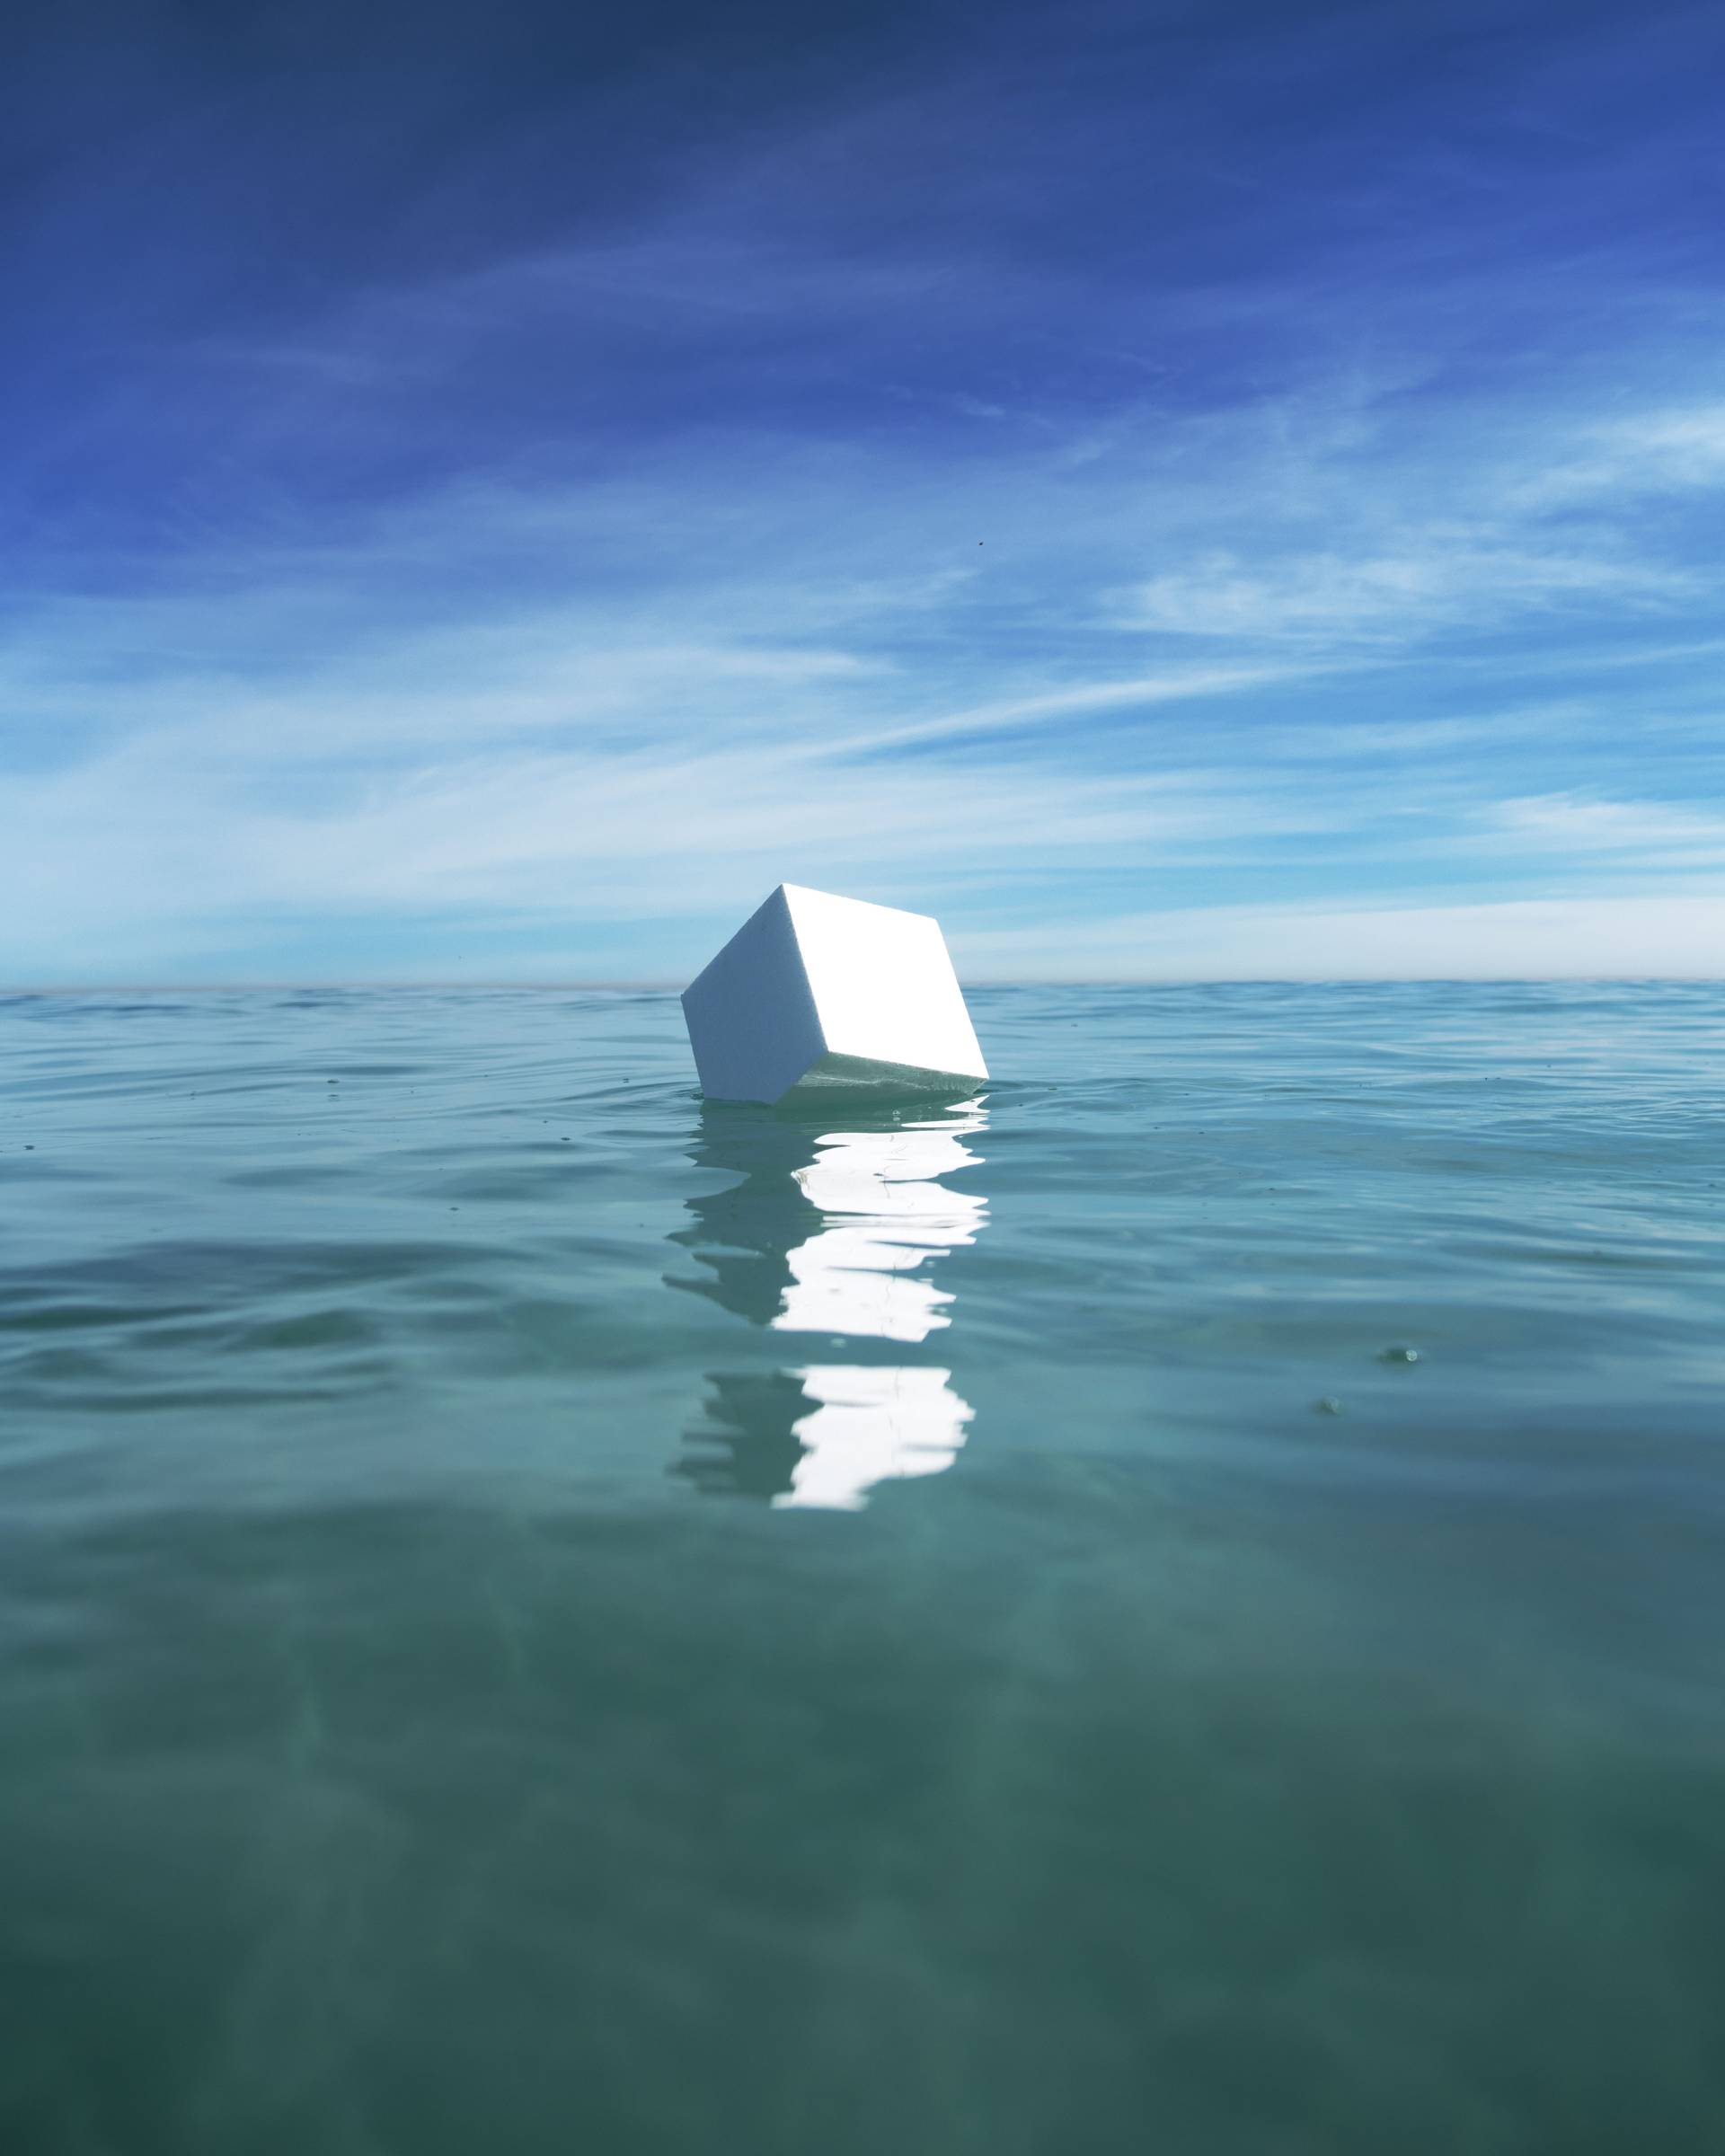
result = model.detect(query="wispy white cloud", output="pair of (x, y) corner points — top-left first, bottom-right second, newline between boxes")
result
(1121, 538), (1693, 642)
(838, 662), (1326, 750)
(1, 685), (1331, 976)
(953, 893), (1725, 982)
(1517, 404), (1725, 507)
(1484, 792), (1725, 862)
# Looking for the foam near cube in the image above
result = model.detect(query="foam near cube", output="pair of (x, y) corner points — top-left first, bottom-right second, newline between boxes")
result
(682, 884), (989, 1103)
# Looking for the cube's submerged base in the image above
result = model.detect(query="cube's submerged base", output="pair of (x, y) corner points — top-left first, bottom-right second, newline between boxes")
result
(783, 1051), (985, 1099)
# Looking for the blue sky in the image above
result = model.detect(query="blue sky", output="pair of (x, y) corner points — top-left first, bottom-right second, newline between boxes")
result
(4, 0), (1723, 982)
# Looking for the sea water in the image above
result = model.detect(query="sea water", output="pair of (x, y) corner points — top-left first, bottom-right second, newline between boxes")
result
(2, 983), (1721, 2153)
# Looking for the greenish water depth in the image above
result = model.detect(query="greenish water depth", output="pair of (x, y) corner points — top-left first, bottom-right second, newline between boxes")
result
(3, 983), (1721, 2153)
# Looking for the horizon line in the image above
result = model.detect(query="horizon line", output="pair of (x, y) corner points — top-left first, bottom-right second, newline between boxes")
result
(4, 974), (1723, 994)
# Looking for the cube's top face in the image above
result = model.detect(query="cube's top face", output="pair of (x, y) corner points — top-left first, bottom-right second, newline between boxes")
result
(781, 885), (987, 1084)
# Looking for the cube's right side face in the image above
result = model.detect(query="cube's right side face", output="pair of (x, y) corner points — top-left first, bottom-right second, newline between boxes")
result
(784, 886), (987, 1086)
(680, 888), (827, 1103)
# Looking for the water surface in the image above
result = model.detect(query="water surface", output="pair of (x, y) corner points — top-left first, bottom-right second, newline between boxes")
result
(3, 984), (1721, 2152)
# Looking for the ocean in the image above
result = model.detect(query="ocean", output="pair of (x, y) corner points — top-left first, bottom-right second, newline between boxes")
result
(3, 982), (1721, 2153)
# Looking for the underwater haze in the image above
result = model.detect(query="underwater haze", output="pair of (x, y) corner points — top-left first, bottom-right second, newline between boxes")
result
(3, 983), (1723, 2153)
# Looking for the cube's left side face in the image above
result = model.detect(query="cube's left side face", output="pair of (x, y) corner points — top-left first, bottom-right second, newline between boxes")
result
(681, 888), (827, 1102)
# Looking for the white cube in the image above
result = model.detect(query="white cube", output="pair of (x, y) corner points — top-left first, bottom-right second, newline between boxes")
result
(682, 883), (989, 1103)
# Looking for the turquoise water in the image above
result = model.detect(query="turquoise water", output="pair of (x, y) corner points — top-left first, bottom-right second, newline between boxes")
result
(3, 983), (1722, 2153)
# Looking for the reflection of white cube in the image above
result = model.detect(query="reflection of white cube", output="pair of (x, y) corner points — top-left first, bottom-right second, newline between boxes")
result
(682, 884), (988, 1103)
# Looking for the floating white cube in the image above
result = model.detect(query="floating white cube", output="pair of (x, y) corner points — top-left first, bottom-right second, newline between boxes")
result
(682, 884), (989, 1103)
